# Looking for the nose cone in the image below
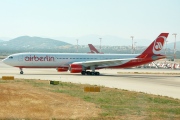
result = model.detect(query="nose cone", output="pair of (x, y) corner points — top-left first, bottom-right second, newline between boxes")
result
(2, 55), (17, 67)
(2, 58), (8, 65)
(2, 57), (14, 66)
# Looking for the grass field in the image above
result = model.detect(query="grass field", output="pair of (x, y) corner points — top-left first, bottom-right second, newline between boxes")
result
(0, 79), (180, 119)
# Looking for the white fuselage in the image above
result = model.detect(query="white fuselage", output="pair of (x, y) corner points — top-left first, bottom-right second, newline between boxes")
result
(2, 53), (139, 68)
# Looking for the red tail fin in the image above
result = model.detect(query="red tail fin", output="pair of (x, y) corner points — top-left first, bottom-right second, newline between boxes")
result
(88, 44), (100, 53)
(141, 33), (169, 55)
(137, 33), (169, 60)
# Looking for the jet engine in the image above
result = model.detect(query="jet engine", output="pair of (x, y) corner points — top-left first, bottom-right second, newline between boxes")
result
(69, 64), (82, 73)
(57, 67), (69, 72)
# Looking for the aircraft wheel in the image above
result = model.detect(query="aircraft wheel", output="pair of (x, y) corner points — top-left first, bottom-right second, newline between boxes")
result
(95, 72), (100, 75)
(91, 72), (95, 75)
(86, 71), (90, 75)
(81, 71), (86, 75)
(20, 71), (24, 74)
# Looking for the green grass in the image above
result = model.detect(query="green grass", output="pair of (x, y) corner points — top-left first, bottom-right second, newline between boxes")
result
(0, 80), (8, 83)
(2, 79), (180, 119)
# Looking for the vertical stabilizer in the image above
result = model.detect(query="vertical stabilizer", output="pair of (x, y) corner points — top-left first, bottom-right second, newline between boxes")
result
(141, 33), (169, 55)
(88, 44), (100, 53)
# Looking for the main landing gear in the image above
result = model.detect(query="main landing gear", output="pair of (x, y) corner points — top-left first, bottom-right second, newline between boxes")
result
(81, 71), (100, 75)
(19, 68), (24, 74)
(81, 66), (100, 75)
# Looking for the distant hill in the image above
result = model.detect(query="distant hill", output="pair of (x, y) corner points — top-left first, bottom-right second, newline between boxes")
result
(0, 36), (71, 52)
(0, 39), (4, 42)
(167, 41), (180, 50)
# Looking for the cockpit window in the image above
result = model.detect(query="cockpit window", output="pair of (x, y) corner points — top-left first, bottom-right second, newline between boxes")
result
(9, 56), (13, 59)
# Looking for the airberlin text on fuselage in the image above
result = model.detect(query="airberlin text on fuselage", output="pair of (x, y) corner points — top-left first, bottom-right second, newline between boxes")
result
(25, 55), (55, 61)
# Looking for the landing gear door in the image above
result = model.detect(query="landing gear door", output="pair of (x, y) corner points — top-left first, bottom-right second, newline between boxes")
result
(18, 55), (23, 61)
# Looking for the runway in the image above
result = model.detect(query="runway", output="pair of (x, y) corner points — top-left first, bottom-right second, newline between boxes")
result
(0, 60), (180, 99)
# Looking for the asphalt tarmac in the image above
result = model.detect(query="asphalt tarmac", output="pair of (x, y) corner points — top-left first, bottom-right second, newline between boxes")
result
(0, 60), (180, 99)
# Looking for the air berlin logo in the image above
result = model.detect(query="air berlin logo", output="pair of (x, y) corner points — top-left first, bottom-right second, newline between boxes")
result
(154, 42), (163, 51)
(153, 36), (166, 54)
(25, 55), (55, 61)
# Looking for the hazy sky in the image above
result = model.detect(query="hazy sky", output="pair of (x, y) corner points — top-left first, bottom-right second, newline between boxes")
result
(0, 0), (180, 43)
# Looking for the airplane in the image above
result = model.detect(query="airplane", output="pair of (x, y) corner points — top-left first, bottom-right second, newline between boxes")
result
(87, 44), (103, 54)
(2, 33), (168, 75)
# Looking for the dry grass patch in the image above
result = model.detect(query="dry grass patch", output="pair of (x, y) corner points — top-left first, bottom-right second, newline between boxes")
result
(0, 80), (101, 119)
(0, 79), (180, 120)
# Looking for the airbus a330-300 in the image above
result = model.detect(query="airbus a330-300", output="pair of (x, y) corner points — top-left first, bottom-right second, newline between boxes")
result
(2, 33), (169, 75)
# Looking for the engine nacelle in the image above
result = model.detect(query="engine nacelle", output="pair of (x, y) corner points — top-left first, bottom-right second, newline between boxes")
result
(57, 67), (69, 72)
(70, 64), (82, 73)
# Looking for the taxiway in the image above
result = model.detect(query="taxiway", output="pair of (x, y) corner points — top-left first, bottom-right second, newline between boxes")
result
(0, 60), (180, 99)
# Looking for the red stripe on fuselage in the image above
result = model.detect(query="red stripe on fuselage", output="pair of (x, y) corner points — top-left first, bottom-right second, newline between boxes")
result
(15, 66), (60, 68)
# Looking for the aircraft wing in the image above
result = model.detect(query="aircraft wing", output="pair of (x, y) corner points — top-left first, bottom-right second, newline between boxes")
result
(72, 58), (138, 67)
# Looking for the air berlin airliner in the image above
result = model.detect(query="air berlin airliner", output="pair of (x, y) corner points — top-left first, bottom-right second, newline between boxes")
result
(2, 33), (168, 75)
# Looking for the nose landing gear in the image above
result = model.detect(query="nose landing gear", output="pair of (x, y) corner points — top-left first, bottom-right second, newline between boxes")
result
(19, 68), (24, 74)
